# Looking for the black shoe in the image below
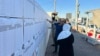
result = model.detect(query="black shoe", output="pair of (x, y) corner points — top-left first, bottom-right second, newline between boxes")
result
(51, 44), (55, 46)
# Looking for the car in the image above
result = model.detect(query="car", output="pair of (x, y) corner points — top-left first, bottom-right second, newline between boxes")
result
(96, 27), (100, 33)
(88, 24), (100, 33)
(87, 24), (97, 32)
(79, 24), (97, 33)
(88, 24), (97, 29)
(78, 23), (86, 33)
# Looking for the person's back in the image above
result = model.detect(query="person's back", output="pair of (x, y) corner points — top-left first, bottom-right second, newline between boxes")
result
(57, 24), (74, 56)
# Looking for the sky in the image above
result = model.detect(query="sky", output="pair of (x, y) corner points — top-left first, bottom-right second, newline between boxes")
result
(36, 0), (100, 18)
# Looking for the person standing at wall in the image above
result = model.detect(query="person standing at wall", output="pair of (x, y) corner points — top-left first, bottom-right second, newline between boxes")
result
(47, 18), (57, 46)
(57, 23), (74, 56)
(53, 18), (64, 53)
(47, 18), (64, 53)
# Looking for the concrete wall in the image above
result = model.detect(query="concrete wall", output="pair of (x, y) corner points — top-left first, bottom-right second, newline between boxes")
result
(0, 0), (51, 56)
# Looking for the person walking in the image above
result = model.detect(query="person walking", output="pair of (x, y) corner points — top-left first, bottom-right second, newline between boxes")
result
(57, 24), (74, 56)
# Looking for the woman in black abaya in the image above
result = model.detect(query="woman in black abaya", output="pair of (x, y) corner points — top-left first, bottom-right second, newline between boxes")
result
(57, 24), (74, 56)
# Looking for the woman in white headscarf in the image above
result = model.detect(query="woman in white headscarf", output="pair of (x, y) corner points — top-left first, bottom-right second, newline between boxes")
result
(57, 24), (74, 56)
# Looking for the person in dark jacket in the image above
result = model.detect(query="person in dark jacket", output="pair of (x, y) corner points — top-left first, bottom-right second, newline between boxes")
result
(57, 24), (74, 56)
(53, 19), (64, 53)
(47, 18), (64, 53)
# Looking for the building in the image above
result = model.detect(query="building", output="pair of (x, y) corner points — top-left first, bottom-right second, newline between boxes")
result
(66, 13), (72, 19)
(91, 9), (100, 27)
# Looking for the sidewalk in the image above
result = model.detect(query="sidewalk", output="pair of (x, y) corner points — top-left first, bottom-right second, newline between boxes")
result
(45, 31), (100, 56)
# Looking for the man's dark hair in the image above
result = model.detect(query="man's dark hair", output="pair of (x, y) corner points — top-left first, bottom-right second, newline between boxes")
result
(52, 17), (55, 21)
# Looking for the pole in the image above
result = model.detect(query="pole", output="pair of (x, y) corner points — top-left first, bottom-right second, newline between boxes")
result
(86, 12), (89, 34)
(54, 0), (56, 12)
(75, 0), (78, 30)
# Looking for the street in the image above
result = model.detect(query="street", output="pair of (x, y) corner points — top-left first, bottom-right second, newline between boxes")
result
(45, 31), (100, 56)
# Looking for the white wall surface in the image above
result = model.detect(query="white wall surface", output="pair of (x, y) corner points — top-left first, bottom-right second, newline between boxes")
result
(0, 0), (51, 56)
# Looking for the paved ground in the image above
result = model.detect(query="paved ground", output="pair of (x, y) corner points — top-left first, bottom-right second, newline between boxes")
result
(45, 31), (100, 56)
